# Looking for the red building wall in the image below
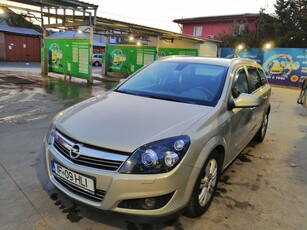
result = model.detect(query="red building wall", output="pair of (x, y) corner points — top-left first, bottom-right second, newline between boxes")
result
(0, 32), (5, 61)
(181, 20), (257, 39)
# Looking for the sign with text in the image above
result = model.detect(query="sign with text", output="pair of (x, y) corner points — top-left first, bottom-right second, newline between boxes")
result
(108, 46), (156, 74)
(221, 47), (307, 87)
(45, 38), (91, 79)
(220, 48), (263, 64)
(262, 48), (307, 87)
(158, 48), (198, 58)
(107, 46), (199, 75)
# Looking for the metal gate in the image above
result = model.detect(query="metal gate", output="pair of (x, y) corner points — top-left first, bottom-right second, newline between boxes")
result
(5, 34), (40, 62)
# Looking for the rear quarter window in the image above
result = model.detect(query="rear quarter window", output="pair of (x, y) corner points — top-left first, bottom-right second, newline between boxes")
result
(257, 68), (269, 85)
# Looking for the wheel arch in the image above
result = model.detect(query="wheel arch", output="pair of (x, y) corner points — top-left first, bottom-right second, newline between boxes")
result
(214, 145), (225, 174)
(267, 105), (271, 115)
(192, 135), (227, 171)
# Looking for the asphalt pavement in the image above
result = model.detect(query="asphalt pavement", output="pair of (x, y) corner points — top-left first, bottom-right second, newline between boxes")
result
(0, 62), (307, 230)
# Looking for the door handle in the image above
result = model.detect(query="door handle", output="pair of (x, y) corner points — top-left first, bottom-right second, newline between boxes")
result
(263, 96), (268, 100)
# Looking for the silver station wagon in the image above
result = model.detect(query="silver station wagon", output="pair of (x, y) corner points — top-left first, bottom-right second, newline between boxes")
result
(44, 56), (271, 218)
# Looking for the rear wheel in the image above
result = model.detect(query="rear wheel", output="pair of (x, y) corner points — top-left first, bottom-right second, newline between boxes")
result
(185, 150), (221, 218)
(253, 111), (269, 143)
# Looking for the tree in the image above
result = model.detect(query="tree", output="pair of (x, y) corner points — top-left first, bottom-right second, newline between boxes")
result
(257, 9), (277, 44)
(273, 0), (307, 47)
(221, 0), (307, 48)
(218, 22), (259, 48)
(4, 9), (42, 33)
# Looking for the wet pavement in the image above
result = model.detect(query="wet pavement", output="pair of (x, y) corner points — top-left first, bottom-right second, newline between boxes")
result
(0, 65), (307, 230)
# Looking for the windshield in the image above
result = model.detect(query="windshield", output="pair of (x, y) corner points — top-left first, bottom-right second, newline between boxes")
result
(116, 61), (227, 106)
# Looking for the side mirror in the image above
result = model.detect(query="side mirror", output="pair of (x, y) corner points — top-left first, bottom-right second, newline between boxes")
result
(228, 93), (260, 110)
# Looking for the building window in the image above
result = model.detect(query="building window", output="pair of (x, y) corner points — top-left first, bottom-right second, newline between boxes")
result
(193, 26), (202, 37)
(233, 21), (246, 35)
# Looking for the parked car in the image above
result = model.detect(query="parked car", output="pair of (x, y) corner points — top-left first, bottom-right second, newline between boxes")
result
(92, 53), (102, 66)
(44, 56), (271, 218)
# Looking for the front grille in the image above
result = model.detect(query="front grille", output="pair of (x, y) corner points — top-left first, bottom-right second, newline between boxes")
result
(54, 175), (106, 202)
(52, 130), (128, 171)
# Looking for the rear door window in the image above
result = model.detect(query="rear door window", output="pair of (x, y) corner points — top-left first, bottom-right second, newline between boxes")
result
(247, 67), (262, 91)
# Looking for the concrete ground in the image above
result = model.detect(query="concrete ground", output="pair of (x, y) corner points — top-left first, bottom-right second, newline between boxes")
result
(0, 63), (306, 230)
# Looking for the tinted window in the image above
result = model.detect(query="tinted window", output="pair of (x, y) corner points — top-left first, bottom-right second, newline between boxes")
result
(116, 61), (227, 106)
(232, 69), (249, 98)
(247, 68), (262, 91)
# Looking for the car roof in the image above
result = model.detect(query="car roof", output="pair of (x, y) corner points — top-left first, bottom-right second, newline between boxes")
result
(156, 56), (260, 68)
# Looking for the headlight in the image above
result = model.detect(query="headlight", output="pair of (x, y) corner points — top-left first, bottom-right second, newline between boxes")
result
(44, 123), (55, 145)
(119, 136), (190, 174)
(43, 109), (64, 145)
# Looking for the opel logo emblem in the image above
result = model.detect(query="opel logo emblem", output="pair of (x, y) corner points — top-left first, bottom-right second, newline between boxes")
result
(69, 144), (82, 159)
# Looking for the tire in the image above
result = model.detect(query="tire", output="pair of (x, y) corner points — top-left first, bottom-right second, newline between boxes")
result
(253, 111), (269, 143)
(93, 61), (99, 66)
(185, 150), (221, 218)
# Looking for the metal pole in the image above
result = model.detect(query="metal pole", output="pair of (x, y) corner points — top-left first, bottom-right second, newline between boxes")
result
(104, 37), (109, 76)
(156, 35), (160, 60)
(41, 6), (48, 77)
(88, 24), (94, 84)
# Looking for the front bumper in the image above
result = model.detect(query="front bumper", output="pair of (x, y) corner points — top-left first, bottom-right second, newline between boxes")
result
(44, 141), (198, 216)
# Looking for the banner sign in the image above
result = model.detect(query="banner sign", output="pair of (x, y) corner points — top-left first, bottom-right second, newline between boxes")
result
(221, 47), (307, 87)
(107, 46), (199, 74)
(262, 48), (307, 87)
(108, 46), (156, 74)
(45, 38), (91, 79)
(220, 48), (263, 64)
(158, 48), (198, 58)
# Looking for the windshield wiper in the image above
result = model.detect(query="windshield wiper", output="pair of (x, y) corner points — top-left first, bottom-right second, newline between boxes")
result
(116, 89), (198, 104)
(140, 94), (186, 103)
(115, 89), (140, 96)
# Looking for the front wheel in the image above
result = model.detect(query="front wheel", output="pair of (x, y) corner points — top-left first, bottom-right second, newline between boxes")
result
(93, 61), (99, 66)
(185, 150), (221, 218)
(253, 112), (269, 143)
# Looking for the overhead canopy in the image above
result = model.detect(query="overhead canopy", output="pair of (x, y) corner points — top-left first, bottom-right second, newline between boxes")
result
(2, 0), (219, 44)
(6, 0), (98, 10)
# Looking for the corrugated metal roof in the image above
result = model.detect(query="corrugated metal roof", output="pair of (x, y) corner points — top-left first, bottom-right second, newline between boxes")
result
(0, 25), (41, 36)
(11, 0), (98, 10)
(48, 31), (106, 47)
(48, 31), (88, 38)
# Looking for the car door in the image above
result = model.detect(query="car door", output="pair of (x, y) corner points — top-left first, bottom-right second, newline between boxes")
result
(227, 66), (256, 162)
(246, 67), (270, 136)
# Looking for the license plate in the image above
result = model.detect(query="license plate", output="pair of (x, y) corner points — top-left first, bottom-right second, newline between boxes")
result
(51, 161), (95, 192)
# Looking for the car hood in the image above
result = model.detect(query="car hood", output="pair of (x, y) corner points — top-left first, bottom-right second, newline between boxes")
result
(56, 92), (213, 153)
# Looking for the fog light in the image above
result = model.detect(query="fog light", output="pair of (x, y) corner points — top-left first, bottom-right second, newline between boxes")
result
(144, 198), (156, 209)
(118, 192), (174, 210)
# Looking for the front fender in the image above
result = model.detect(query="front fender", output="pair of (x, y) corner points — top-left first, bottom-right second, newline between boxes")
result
(192, 135), (227, 170)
